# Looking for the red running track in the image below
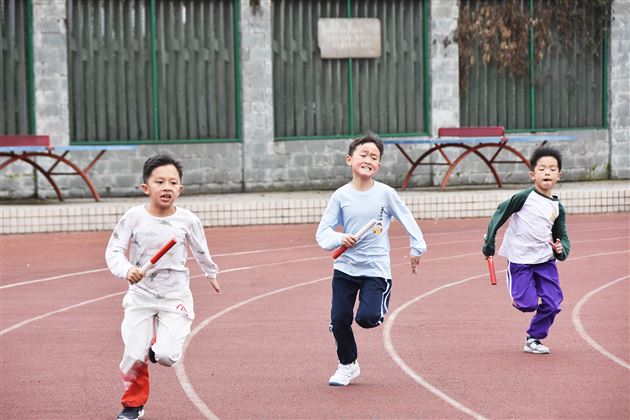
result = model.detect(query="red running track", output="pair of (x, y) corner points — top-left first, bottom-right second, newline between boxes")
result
(1, 214), (628, 419)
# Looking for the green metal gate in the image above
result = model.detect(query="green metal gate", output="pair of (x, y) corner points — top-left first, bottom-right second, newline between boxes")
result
(67, 0), (240, 144)
(273, 0), (429, 140)
(1, 0), (34, 135)
(460, 0), (608, 131)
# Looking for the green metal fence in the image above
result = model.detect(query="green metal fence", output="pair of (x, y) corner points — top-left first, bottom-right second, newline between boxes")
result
(0, 0), (34, 135)
(460, 0), (608, 131)
(67, 0), (240, 145)
(272, 0), (429, 141)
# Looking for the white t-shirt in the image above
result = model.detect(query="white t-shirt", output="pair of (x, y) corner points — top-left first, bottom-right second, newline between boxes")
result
(498, 191), (560, 264)
(483, 187), (570, 265)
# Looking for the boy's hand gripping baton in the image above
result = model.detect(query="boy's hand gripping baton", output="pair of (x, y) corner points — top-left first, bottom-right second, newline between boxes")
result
(332, 219), (378, 259)
(141, 238), (177, 273)
(486, 256), (497, 286)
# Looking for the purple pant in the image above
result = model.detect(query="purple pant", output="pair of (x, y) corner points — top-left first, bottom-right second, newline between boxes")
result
(507, 260), (563, 339)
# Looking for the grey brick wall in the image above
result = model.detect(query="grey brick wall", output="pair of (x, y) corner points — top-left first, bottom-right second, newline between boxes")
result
(1, 0), (628, 201)
(610, 0), (630, 179)
(33, 0), (69, 146)
(430, 0), (460, 135)
(240, 0), (275, 192)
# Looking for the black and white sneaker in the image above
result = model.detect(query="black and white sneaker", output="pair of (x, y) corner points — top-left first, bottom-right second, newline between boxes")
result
(117, 405), (145, 420)
(523, 337), (550, 354)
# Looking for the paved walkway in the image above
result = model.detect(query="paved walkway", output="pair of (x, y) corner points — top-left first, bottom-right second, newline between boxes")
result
(1, 180), (628, 234)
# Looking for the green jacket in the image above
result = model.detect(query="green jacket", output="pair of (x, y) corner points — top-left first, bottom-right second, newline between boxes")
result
(482, 187), (570, 263)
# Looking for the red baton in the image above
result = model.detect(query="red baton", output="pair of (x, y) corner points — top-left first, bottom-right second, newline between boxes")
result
(486, 256), (497, 286)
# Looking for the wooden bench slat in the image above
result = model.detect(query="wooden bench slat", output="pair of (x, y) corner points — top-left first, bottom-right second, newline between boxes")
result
(1, 136), (138, 202)
(438, 126), (505, 137)
(384, 126), (575, 191)
(0, 135), (51, 147)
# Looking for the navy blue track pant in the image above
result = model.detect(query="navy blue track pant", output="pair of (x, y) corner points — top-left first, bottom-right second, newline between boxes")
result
(330, 269), (392, 365)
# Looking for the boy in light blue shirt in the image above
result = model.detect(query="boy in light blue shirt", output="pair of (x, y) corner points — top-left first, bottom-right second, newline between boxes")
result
(316, 133), (426, 386)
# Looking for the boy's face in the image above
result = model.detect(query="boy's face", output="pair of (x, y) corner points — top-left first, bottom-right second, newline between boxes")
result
(530, 156), (561, 195)
(141, 164), (183, 210)
(345, 142), (381, 180)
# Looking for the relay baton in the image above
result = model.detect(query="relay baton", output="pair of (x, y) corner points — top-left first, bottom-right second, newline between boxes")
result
(141, 238), (177, 273)
(332, 219), (378, 259)
(486, 256), (497, 286)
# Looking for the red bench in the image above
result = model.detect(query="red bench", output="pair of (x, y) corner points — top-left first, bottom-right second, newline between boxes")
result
(0, 135), (52, 148)
(1, 135), (137, 201)
(384, 126), (575, 190)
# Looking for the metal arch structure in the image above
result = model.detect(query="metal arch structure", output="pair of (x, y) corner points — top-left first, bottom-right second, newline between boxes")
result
(1, 135), (137, 201)
(384, 126), (575, 191)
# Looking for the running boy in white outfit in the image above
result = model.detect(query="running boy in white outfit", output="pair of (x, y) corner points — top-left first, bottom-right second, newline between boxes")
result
(316, 134), (426, 386)
(106, 154), (220, 420)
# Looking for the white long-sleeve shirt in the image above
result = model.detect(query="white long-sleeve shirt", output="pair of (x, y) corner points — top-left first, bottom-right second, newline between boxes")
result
(316, 181), (426, 279)
(105, 205), (218, 299)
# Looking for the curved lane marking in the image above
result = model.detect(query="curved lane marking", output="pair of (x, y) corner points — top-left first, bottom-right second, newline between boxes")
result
(2, 239), (627, 418)
(383, 272), (489, 420)
(174, 252), (500, 419)
(174, 275), (330, 420)
(0, 253), (330, 336)
(0, 238), (453, 289)
(1, 250), (481, 417)
(571, 275), (630, 370)
(3, 226), (622, 290)
(0, 291), (125, 336)
(1, 268), (110, 290)
(6, 249), (623, 339)
(382, 249), (629, 419)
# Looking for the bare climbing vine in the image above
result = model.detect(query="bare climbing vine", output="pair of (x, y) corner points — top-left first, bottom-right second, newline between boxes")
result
(456, 0), (612, 90)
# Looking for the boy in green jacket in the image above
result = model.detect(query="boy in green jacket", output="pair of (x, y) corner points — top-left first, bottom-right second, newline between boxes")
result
(483, 146), (570, 354)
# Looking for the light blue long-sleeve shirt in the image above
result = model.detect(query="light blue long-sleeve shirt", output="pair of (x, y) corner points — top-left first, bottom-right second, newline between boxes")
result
(316, 181), (427, 279)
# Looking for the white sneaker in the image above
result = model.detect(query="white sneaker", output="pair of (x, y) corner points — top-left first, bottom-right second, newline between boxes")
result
(328, 361), (360, 386)
(523, 338), (550, 354)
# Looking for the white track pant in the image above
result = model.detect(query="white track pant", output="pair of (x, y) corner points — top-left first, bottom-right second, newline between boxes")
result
(119, 291), (194, 407)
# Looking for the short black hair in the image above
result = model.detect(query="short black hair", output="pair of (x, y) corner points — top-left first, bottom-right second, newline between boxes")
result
(530, 146), (562, 171)
(348, 132), (384, 160)
(142, 154), (183, 183)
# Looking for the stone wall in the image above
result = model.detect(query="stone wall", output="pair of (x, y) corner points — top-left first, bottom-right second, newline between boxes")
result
(1, 0), (628, 201)
(240, 0), (275, 192)
(609, 0), (630, 179)
(32, 0), (69, 146)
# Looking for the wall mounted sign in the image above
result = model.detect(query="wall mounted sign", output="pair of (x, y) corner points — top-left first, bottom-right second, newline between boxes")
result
(317, 18), (381, 59)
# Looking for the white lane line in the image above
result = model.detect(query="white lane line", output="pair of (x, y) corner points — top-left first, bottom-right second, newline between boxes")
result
(3, 249), (627, 340)
(0, 254), (329, 336)
(188, 252), (480, 278)
(0, 239), (439, 289)
(212, 243), (316, 257)
(3, 226), (624, 290)
(0, 291), (125, 336)
(383, 272), (489, 420)
(2, 244), (627, 417)
(174, 275), (330, 420)
(0, 254), (325, 336)
(175, 251), (487, 419)
(571, 275), (630, 370)
(217, 256), (324, 274)
(0, 249), (477, 339)
(0, 268), (110, 290)
(382, 249), (630, 419)
(0, 249), (413, 338)
(0, 242), (322, 289)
